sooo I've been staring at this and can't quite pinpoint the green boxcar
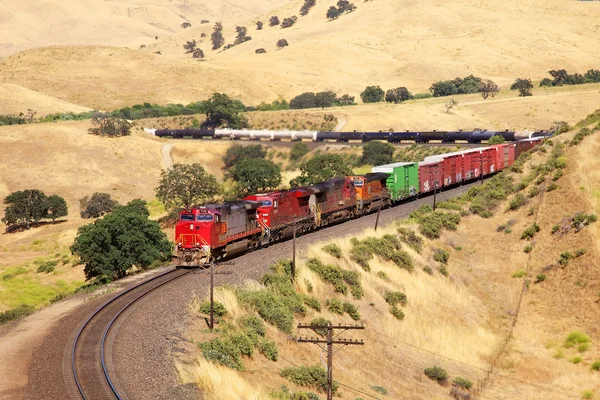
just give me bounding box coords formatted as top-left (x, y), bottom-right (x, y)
top-left (371, 162), bottom-right (419, 201)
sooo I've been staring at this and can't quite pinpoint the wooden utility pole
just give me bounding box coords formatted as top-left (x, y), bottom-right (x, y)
top-left (209, 260), bottom-right (214, 330)
top-left (374, 207), bottom-right (381, 231)
top-left (431, 165), bottom-right (439, 211)
top-left (297, 322), bottom-right (365, 400)
top-left (291, 223), bottom-right (296, 282)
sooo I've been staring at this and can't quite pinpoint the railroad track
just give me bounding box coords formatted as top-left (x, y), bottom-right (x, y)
top-left (70, 267), bottom-right (193, 399)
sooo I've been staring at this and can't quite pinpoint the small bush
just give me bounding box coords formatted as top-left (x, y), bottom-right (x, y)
top-left (258, 338), bottom-right (279, 361)
top-left (326, 298), bottom-right (344, 315)
top-left (371, 386), bottom-right (388, 395)
top-left (433, 249), bottom-right (449, 264)
top-left (199, 300), bottom-right (228, 317)
top-left (558, 252), bottom-right (573, 266)
top-left (578, 342), bottom-right (590, 353)
top-left (582, 390), bottom-right (594, 400)
top-left (440, 267), bottom-right (449, 277)
top-left (527, 186), bottom-right (539, 198)
top-left (376, 271), bottom-right (389, 281)
top-left (390, 306), bottom-right (405, 320)
top-left (37, 260), bottom-right (57, 273)
top-left (521, 223), bottom-right (540, 240)
top-left (551, 224), bottom-right (560, 234)
top-left (424, 366), bottom-right (448, 384)
top-left (0, 305), bottom-right (34, 324)
top-left (200, 337), bottom-right (245, 370)
top-left (552, 169), bottom-right (563, 181)
top-left (280, 365), bottom-right (337, 394)
top-left (343, 302), bottom-right (361, 320)
top-left (239, 315), bottom-right (266, 336)
top-left (303, 296), bottom-right (321, 311)
top-left (423, 265), bottom-right (434, 275)
top-left (322, 243), bottom-right (342, 258)
top-left (565, 331), bottom-right (590, 349)
top-left (452, 377), bottom-right (473, 389)
top-left (397, 227), bottom-right (423, 253)
top-left (591, 361), bottom-right (600, 371)
top-left (569, 356), bottom-right (583, 364)
top-left (384, 291), bottom-right (407, 306)
top-left (535, 274), bottom-right (546, 283)
top-left (547, 183), bottom-right (558, 192)
top-left (309, 317), bottom-right (331, 337)
top-left (575, 248), bottom-right (587, 257)
top-left (527, 207), bottom-right (536, 216)
top-left (508, 194), bottom-right (527, 211)
top-left (523, 245), bottom-right (533, 254)
top-left (512, 270), bottom-right (527, 278)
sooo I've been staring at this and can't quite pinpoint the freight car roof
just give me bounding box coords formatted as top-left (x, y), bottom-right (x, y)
top-left (371, 162), bottom-right (416, 173)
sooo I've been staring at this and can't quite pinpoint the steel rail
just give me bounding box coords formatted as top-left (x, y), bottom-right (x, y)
top-left (71, 267), bottom-right (193, 399)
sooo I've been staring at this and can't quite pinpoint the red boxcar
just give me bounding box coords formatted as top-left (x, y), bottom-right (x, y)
top-left (424, 153), bottom-right (463, 188)
top-left (490, 144), bottom-right (512, 171)
top-left (418, 160), bottom-right (443, 194)
top-left (460, 150), bottom-right (479, 181)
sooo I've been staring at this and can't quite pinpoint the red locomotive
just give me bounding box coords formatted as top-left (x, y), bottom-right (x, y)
top-left (175, 138), bottom-right (544, 265)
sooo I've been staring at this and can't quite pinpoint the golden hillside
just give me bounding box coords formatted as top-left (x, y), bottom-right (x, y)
top-left (0, 0), bottom-right (290, 58)
top-left (1, 0), bottom-right (599, 111)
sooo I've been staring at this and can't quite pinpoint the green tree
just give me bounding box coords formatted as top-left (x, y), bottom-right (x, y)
top-left (46, 195), bottom-right (68, 223)
top-left (361, 141), bottom-right (394, 165)
top-left (70, 200), bottom-right (171, 281)
top-left (360, 86), bottom-right (385, 103)
top-left (231, 158), bottom-right (282, 195)
top-left (156, 163), bottom-right (221, 210)
top-left (276, 39), bottom-right (289, 49)
top-left (211, 22), bottom-right (225, 50)
top-left (510, 78), bottom-right (533, 97)
top-left (429, 80), bottom-right (457, 97)
top-left (385, 87), bottom-right (412, 103)
top-left (290, 142), bottom-right (310, 161)
top-left (88, 111), bottom-right (132, 137)
top-left (223, 144), bottom-right (267, 169)
top-left (479, 79), bottom-right (499, 99)
top-left (326, 6), bottom-right (341, 19)
top-left (80, 193), bottom-right (119, 218)
top-left (1, 189), bottom-right (49, 228)
top-left (488, 135), bottom-right (506, 144)
top-left (315, 91), bottom-right (337, 109)
top-left (200, 93), bottom-right (248, 129)
top-left (290, 154), bottom-right (353, 186)
top-left (269, 16), bottom-right (280, 26)
top-left (290, 92), bottom-right (317, 109)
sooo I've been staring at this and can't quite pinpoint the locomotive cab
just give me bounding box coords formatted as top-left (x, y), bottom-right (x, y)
top-left (175, 208), bottom-right (220, 265)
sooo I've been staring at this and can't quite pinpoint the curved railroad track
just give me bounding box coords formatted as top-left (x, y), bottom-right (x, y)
top-left (70, 267), bottom-right (193, 400)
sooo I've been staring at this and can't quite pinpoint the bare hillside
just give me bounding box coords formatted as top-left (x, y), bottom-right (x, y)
top-left (0, 0), bottom-right (291, 58)
top-left (1, 0), bottom-right (599, 111)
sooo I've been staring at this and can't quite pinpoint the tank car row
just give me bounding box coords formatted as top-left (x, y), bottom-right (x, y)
top-left (148, 128), bottom-right (549, 143)
top-left (174, 137), bottom-right (543, 265)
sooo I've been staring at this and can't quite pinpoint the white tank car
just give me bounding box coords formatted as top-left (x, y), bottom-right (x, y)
top-left (215, 129), bottom-right (318, 141)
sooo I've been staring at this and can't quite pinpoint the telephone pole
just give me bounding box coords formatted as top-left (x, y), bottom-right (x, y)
top-left (297, 322), bottom-right (365, 400)
top-left (291, 223), bottom-right (296, 282)
top-left (374, 207), bottom-right (381, 231)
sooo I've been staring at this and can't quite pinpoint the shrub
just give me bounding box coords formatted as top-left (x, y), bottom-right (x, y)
top-left (551, 224), bottom-right (560, 234)
top-left (558, 252), bottom-right (573, 266)
top-left (512, 270), bottom-right (527, 278)
top-left (547, 183), bottom-right (558, 192)
top-left (290, 141), bottom-right (310, 161)
top-left (0, 305), bottom-right (34, 324)
top-left (523, 245), bottom-right (533, 254)
top-left (575, 248), bottom-right (587, 257)
top-left (309, 317), bottom-right (331, 337)
top-left (200, 337), bottom-right (245, 370)
top-left (535, 274), bottom-right (546, 283)
top-left (306, 258), bottom-right (362, 297)
top-left (569, 356), bottom-right (583, 364)
top-left (326, 298), bottom-right (344, 315)
top-left (582, 390), bottom-right (594, 400)
top-left (350, 236), bottom-right (413, 271)
top-left (303, 296), bottom-right (321, 311)
top-left (258, 338), bottom-right (279, 361)
top-left (564, 331), bottom-right (590, 349)
top-left (277, 39), bottom-right (289, 49)
top-left (199, 300), bottom-right (227, 317)
top-left (452, 377), bottom-right (473, 389)
top-left (255, 48), bottom-right (266, 54)
top-left (591, 361), bottom-right (600, 371)
top-left (508, 194), bottom-right (527, 211)
top-left (424, 366), bottom-right (448, 384)
top-left (384, 291), bottom-right (407, 306)
top-left (322, 243), bottom-right (342, 258)
top-left (371, 386), bottom-right (388, 395)
top-left (360, 86), bottom-right (385, 103)
top-left (527, 186), bottom-right (539, 198)
top-left (521, 222), bottom-right (540, 240)
top-left (280, 365), bottom-right (338, 394)
top-left (578, 342), bottom-right (590, 353)
top-left (376, 271), bottom-right (389, 281)
top-left (343, 302), bottom-right (360, 320)
top-left (440, 267), bottom-right (449, 277)
top-left (239, 315), bottom-right (265, 336)
top-left (390, 306), bottom-right (405, 320)
top-left (37, 260), bottom-right (57, 273)
top-left (433, 249), bottom-right (449, 264)
top-left (552, 169), bottom-right (563, 181)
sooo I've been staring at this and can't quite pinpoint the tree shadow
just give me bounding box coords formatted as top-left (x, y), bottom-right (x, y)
top-left (3, 219), bottom-right (68, 234)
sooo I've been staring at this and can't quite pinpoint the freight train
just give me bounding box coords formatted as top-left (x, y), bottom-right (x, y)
top-left (147, 128), bottom-right (549, 144)
top-left (174, 138), bottom-right (543, 265)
